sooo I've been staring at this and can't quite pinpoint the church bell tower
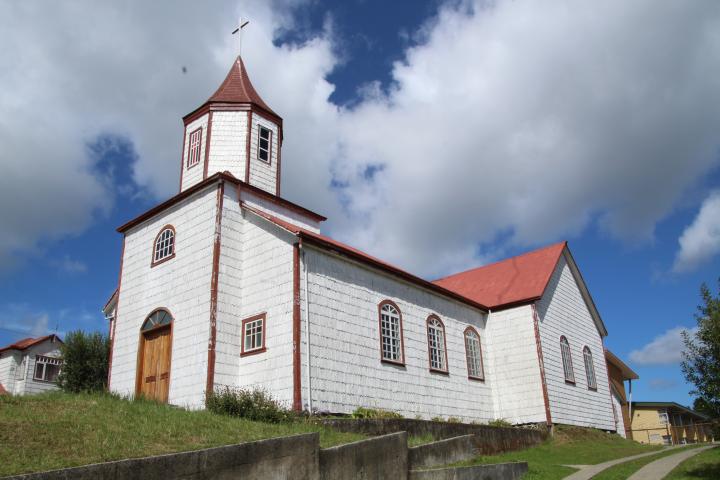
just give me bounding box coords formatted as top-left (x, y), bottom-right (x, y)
top-left (179, 55), bottom-right (283, 196)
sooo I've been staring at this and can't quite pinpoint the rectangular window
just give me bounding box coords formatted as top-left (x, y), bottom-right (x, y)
top-left (33, 355), bottom-right (62, 382)
top-left (241, 313), bottom-right (266, 356)
top-left (187, 127), bottom-right (202, 168)
top-left (659, 411), bottom-right (669, 425)
top-left (257, 126), bottom-right (272, 163)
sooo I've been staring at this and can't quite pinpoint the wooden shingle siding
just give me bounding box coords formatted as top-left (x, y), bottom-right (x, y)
top-left (110, 186), bottom-right (218, 409)
top-left (536, 255), bottom-right (615, 430)
top-left (247, 113), bottom-right (279, 194)
top-left (206, 111), bottom-right (249, 182)
top-left (485, 305), bottom-right (546, 424)
top-left (180, 114), bottom-right (209, 191)
top-left (303, 247), bottom-right (493, 422)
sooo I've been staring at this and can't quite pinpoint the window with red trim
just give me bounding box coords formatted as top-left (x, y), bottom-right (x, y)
top-left (427, 315), bottom-right (448, 372)
top-left (560, 336), bottom-right (575, 383)
top-left (241, 313), bottom-right (266, 356)
top-left (257, 126), bottom-right (272, 163)
top-left (152, 226), bottom-right (175, 265)
top-left (464, 327), bottom-right (484, 380)
top-left (583, 346), bottom-right (597, 390)
top-left (379, 301), bottom-right (404, 364)
top-left (187, 127), bottom-right (202, 168)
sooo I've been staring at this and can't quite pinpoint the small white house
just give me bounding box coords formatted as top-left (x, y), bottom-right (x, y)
top-left (0, 335), bottom-right (63, 395)
top-left (105, 55), bottom-right (618, 432)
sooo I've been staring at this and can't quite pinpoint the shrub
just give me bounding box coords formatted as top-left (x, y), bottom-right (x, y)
top-left (206, 386), bottom-right (294, 423)
top-left (488, 418), bottom-right (512, 427)
top-left (447, 416), bottom-right (462, 423)
top-left (430, 416), bottom-right (444, 422)
top-left (351, 407), bottom-right (403, 419)
top-left (57, 330), bottom-right (110, 393)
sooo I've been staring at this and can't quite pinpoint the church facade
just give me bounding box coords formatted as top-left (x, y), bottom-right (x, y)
top-left (105, 56), bottom-right (616, 431)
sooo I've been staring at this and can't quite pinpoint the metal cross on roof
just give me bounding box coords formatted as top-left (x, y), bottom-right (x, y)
top-left (232, 17), bottom-right (250, 56)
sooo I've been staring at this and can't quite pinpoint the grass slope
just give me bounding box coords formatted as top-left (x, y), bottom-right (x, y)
top-left (455, 425), bottom-right (662, 480)
top-left (665, 446), bottom-right (720, 480)
top-left (0, 392), bottom-right (364, 477)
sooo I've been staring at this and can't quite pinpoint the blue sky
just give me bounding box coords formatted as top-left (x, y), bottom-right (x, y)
top-left (1, 0), bottom-right (720, 408)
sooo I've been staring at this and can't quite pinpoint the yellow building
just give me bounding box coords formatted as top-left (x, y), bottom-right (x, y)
top-left (630, 401), bottom-right (714, 445)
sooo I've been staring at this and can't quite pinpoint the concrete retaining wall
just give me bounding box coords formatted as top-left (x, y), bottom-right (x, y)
top-left (320, 418), bottom-right (547, 454)
top-left (319, 432), bottom-right (408, 480)
top-left (3, 433), bottom-right (320, 480)
top-left (409, 435), bottom-right (477, 470)
top-left (409, 462), bottom-right (528, 480)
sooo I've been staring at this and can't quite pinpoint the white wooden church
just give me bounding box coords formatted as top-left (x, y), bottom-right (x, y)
top-left (104, 54), bottom-right (619, 432)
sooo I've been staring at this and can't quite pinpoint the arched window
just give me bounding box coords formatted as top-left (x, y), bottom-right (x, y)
top-left (464, 327), bottom-right (484, 380)
top-left (378, 300), bottom-right (404, 364)
top-left (141, 308), bottom-right (173, 331)
top-left (427, 315), bottom-right (448, 373)
top-left (560, 336), bottom-right (575, 383)
top-left (583, 346), bottom-right (597, 390)
top-left (152, 226), bottom-right (175, 265)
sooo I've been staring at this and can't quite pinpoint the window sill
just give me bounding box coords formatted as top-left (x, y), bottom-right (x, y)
top-left (32, 378), bottom-right (58, 384)
top-left (187, 162), bottom-right (200, 170)
top-left (151, 254), bottom-right (176, 268)
top-left (587, 386), bottom-right (597, 391)
top-left (429, 368), bottom-right (449, 375)
top-left (381, 358), bottom-right (406, 367)
top-left (565, 379), bottom-right (576, 385)
top-left (468, 375), bottom-right (485, 382)
top-left (241, 347), bottom-right (267, 358)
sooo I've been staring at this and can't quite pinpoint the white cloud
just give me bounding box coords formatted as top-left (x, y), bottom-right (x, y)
top-left (629, 326), bottom-right (696, 366)
top-left (0, 304), bottom-right (50, 338)
top-left (673, 191), bottom-right (720, 273)
top-left (2, 1), bottom-right (720, 277)
top-left (51, 255), bottom-right (88, 274)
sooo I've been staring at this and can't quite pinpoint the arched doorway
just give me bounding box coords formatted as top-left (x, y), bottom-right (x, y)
top-left (136, 308), bottom-right (173, 402)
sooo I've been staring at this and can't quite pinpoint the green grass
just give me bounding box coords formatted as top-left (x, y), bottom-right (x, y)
top-left (408, 433), bottom-right (435, 447)
top-left (592, 445), bottom-right (704, 480)
top-left (665, 446), bottom-right (720, 480)
top-left (454, 425), bottom-right (662, 480)
top-left (0, 391), bottom-right (365, 477)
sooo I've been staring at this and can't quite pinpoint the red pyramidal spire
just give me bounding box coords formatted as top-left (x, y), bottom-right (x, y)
top-left (207, 56), bottom-right (277, 117)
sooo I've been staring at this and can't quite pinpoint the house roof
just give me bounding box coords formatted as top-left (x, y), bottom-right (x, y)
top-left (0, 334), bottom-right (62, 354)
top-left (206, 56), bottom-right (277, 115)
top-left (433, 242), bottom-right (567, 309)
top-left (631, 402), bottom-right (710, 420)
top-left (103, 288), bottom-right (119, 315)
top-left (605, 349), bottom-right (639, 380)
top-left (241, 204), bottom-right (490, 312)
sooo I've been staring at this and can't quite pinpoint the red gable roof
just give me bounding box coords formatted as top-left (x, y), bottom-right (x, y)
top-left (207, 56), bottom-right (278, 117)
top-left (433, 242), bottom-right (567, 309)
top-left (0, 334), bottom-right (62, 354)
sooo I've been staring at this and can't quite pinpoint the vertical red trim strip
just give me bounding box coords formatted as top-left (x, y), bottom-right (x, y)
top-left (275, 133), bottom-right (282, 196)
top-left (107, 235), bottom-right (126, 390)
top-left (245, 111), bottom-right (252, 183)
top-left (206, 182), bottom-right (224, 399)
top-left (178, 127), bottom-right (187, 193)
top-left (292, 242), bottom-right (302, 411)
top-left (532, 303), bottom-right (553, 426)
top-left (203, 112), bottom-right (214, 180)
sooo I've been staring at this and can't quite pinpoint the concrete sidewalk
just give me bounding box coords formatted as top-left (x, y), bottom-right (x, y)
top-left (627, 445), bottom-right (713, 480)
top-left (563, 446), bottom-right (682, 480)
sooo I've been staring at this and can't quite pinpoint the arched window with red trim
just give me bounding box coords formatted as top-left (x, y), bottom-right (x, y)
top-left (378, 300), bottom-right (404, 364)
top-left (560, 335), bottom-right (575, 383)
top-left (464, 326), bottom-right (484, 380)
top-left (427, 315), bottom-right (448, 373)
top-left (152, 225), bottom-right (175, 266)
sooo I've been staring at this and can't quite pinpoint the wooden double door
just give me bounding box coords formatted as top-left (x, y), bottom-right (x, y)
top-left (137, 325), bottom-right (172, 402)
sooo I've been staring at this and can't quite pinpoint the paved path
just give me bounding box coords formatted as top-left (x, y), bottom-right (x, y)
top-left (563, 446), bottom-right (682, 480)
top-left (627, 445), bottom-right (713, 480)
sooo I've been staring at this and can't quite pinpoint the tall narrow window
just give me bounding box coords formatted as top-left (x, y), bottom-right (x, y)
top-left (379, 301), bottom-right (404, 364)
top-left (464, 326), bottom-right (484, 380)
top-left (152, 226), bottom-right (175, 265)
top-left (560, 336), bottom-right (575, 383)
top-left (241, 313), bottom-right (266, 356)
top-left (583, 346), bottom-right (597, 390)
top-left (187, 127), bottom-right (202, 168)
top-left (257, 126), bottom-right (272, 163)
top-left (427, 315), bottom-right (448, 373)
top-left (33, 355), bottom-right (62, 383)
